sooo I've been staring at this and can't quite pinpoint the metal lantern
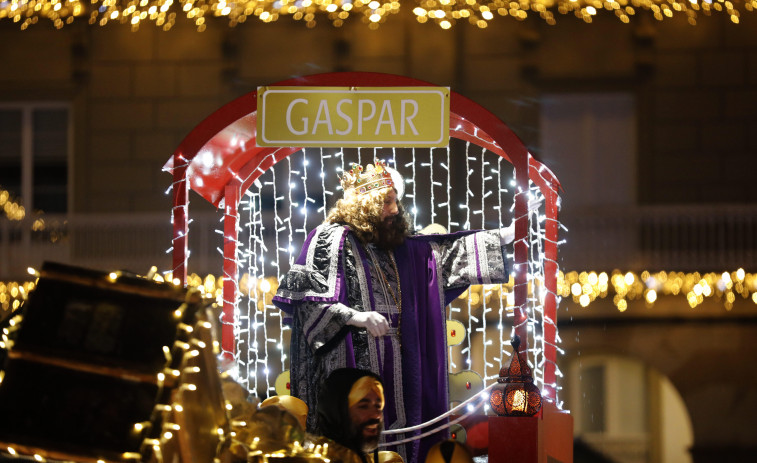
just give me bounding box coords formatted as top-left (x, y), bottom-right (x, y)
top-left (489, 335), bottom-right (542, 417)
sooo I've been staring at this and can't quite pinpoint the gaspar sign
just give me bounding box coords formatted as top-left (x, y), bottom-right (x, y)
top-left (256, 86), bottom-right (450, 148)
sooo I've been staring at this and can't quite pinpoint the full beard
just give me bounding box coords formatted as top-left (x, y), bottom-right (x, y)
top-left (350, 418), bottom-right (383, 453)
top-left (374, 214), bottom-right (408, 251)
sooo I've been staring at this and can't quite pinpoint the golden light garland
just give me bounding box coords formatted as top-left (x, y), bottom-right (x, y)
top-left (0, 187), bottom-right (25, 222)
top-left (0, 186), bottom-right (61, 241)
top-left (3, 267), bottom-right (755, 320)
top-left (0, 0), bottom-right (754, 31)
top-left (559, 268), bottom-right (757, 311)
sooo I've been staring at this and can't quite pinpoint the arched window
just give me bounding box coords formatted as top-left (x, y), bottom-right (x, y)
top-left (568, 354), bottom-right (693, 463)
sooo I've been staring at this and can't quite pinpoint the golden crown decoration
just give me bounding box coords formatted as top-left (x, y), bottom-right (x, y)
top-left (341, 160), bottom-right (395, 196)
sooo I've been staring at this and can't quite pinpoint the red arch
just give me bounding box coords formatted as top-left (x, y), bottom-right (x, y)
top-left (164, 72), bottom-right (559, 206)
top-left (164, 72), bottom-right (561, 401)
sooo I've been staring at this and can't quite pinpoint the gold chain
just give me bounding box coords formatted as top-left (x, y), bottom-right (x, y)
top-left (368, 249), bottom-right (402, 337)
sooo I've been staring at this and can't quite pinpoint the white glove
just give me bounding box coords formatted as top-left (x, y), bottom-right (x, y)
top-left (527, 196), bottom-right (544, 213)
top-left (347, 311), bottom-right (389, 337)
top-left (499, 223), bottom-right (515, 245)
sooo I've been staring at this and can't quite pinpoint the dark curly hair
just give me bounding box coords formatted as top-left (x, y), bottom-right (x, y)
top-left (325, 188), bottom-right (410, 250)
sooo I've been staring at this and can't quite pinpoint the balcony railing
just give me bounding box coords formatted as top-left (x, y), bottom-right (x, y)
top-left (2, 204), bottom-right (756, 280)
top-left (0, 212), bottom-right (224, 280)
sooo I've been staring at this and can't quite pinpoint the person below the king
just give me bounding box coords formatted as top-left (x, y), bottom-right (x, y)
top-left (315, 368), bottom-right (390, 463)
top-left (273, 160), bottom-right (515, 463)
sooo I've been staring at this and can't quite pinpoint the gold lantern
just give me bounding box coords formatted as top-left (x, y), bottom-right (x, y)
top-left (489, 335), bottom-right (542, 417)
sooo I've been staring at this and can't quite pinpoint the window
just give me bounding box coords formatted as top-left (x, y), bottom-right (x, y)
top-left (540, 93), bottom-right (636, 209)
top-left (0, 103), bottom-right (70, 215)
top-left (568, 355), bottom-right (697, 463)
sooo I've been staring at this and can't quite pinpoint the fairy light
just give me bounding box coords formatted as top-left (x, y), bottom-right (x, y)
top-left (254, 183), bottom-right (269, 395)
top-left (0, 186), bottom-right (25, 221)
top-left (255, 180), bottom-right (274, 394)
top-left (479, 148), bottom-right (495, 380)
top-left (463, 143), bottom-right (475, 368)
top-left (444, 143), bottom-right (459, 366)
top-left (2, 145), bottom-right (568, 412)
top-left (495, 156), bottom-right (509, 370)
top-left (409, 148), bottom-right (418, 230)
top-left (240, 191), bottom-right (255, 394)
top-left (0, 280), bottom-right (36, 314)
top-left (178, 323), bottom-right (194, 334)
top-left (520, 175), bottom-right (549, 396)
top-left (558, 269), bottom-right (757, 311)
top-left (318, 148), bottom-right (328, 219)
top-left (271, 161), bottom-right (288, 378)
top-left (428, 149), bottom-right (437, 224)
top-left (287, 155), bottom-right (296, 264)
top-left (5, 0), bottom-right (735, 32)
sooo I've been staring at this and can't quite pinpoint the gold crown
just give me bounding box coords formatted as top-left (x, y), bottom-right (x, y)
top-left (341, 160), bottom-right (395, 196)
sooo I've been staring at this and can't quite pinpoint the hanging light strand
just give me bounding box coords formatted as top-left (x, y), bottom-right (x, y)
top-left (2, 0), bottom-right (752, 31)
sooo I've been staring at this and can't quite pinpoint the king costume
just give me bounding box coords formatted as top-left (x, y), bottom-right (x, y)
top-left (273, 222), bottom-right (509, 463)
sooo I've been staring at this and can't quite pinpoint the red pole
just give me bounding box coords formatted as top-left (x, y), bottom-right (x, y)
top-left (222, 185), bottom-right (240, 361)
top-left (542, 188), bottom-right (560, 402)
top-left (172, 152), bottom-right (188, 286)
top-left (512, 153), bottom-right (529, 355)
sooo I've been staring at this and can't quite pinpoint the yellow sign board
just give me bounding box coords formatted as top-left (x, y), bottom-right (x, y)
top-left (256, 86), bottom-right (450, 148)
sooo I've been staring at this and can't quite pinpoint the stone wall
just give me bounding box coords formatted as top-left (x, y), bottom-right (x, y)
top-left (3, 11), bottom-right (755, 214)
top-left (560, 295), bottom-right (757, 462)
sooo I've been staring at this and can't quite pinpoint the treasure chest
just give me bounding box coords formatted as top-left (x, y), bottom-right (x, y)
top-left (0, 262), bottom-right (228, 463)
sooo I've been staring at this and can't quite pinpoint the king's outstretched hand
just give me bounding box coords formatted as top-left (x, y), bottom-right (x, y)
top-left (499, 196), bottom-right (544, 245)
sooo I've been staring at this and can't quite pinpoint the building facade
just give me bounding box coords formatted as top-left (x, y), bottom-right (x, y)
top-left (1, 9), bottom-right (756, 463)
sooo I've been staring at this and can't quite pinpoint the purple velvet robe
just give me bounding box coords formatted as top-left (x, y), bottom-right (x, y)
top-left (273, 223), bottom-right (508, 463)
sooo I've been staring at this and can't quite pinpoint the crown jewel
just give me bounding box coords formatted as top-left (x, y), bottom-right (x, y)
top-left (341, 160), bottom-right (395, 196)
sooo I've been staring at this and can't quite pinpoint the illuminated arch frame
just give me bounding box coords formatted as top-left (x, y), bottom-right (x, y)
top-left (163, 72), bottom-right (562, 402)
